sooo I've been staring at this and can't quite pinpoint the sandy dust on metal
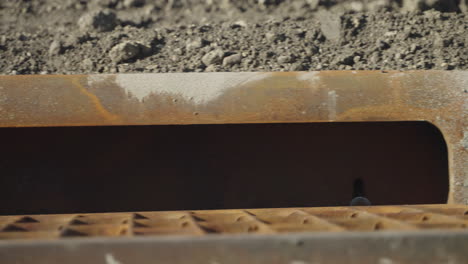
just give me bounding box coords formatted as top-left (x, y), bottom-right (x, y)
top-left (0, 204), bottom-right (467, 240)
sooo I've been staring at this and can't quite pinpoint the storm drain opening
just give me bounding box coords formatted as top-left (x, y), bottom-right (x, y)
top-left (0, 121), bottom-right (448, 215)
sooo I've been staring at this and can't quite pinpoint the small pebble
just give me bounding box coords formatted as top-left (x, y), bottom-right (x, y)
top-left (222, 54), bottom-right (242, 67)
top-left (202, 49), bottom-right (224, 66)
top-left (123, 0), bottom-right (146, 8)
top-left (78, 9), bottom-right (117, 32)
top-left (109, 41), bottom-right (150, 63)
top-left (277, 55), bottom-right (293, 64)
top-left (48, 40), bottom-right (63, 56)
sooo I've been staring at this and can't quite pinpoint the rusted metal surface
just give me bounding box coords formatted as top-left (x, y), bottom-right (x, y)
top-left (0, 204), bottom-right (467, 240)
top-left (0, 71), bottom-right (467, 205)
top-left (1, 206), bottom-right (468, 264)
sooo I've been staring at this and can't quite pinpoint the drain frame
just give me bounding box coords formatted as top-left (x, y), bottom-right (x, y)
top-left (0, 71), bottom-right (466, 204)
top-left (1, 230), bottom-right (468, 264)
top-left (0, 71), bottom-right (467, 263)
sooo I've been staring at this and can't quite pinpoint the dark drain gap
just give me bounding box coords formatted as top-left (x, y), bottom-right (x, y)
top-left (0, 121), bottom-right (449, 215)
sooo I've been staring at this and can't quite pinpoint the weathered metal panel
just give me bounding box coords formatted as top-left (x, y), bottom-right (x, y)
top-left (0, 72), bottom-right (467, 263)
top-left (1, 231), bottom-right (467, 264)
top-left (0, 71), bottom-right (466, 204)
top-left (0, 71), bottom-right (466, 127)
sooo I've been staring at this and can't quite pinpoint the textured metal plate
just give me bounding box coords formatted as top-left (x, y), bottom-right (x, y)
top-left (1, 204), bottom-right (467, 240)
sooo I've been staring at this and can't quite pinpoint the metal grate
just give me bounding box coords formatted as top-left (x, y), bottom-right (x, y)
top-left (1, 204), bottom-right (467, 240)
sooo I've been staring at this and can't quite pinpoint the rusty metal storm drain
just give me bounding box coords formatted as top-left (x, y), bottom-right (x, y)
top-left (0, 71), bottom-right (466, 204)
top-left (0, 205), bottom-right (468, 240)
top-left (0, 71), bottom-right (467, 263)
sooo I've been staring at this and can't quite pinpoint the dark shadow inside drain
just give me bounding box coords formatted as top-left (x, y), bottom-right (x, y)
top-left (0, 121), bottom-right (448, 215)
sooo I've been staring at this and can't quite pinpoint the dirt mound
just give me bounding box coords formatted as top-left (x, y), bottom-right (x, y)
top-left (0, 0), bottom-right (466, 74)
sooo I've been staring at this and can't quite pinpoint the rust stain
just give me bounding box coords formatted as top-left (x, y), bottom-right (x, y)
top-left (70, 77), bottom-right (121, 123)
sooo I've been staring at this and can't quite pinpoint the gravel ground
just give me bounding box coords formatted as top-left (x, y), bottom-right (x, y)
top-left (0, 0), bottom-right (467, 74)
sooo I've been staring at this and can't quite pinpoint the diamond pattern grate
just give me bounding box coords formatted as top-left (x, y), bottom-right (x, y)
top-left (0, 204), bottom-right (467, 240)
